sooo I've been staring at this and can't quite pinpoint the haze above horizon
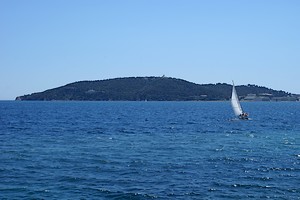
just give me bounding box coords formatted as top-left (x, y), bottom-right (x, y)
top-left (1, 0), bottom-right (299, 100)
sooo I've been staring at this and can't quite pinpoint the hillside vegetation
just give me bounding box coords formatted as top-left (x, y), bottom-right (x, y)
top-left (16, 77), bottom-right (291, 101)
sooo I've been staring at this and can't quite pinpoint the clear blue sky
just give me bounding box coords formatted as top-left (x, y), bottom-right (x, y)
top-left (1, 0), bottom-right (299, 100)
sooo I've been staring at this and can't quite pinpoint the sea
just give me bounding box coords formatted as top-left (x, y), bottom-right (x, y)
top-left (0, 101), bottom-right (299, 199)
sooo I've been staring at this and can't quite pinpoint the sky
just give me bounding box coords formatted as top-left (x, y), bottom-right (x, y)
top-left (1, 0), bottom-right (300, 100)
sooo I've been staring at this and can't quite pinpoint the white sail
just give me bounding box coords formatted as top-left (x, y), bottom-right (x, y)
top-left (231, 81), bottom-right (243, 116)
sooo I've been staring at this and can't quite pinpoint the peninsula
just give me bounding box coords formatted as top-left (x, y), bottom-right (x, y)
top-left (16, 77), bottom-right (297, 101)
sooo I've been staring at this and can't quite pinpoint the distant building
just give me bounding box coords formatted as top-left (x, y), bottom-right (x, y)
top-left (272, 96), bottom-right (298, 101)
top-left (243, 94), bottom-right (270, 101)
top-left (243, 94), bottom-right (257, 101)
top-left (259, 93), bottom-right (272, 97)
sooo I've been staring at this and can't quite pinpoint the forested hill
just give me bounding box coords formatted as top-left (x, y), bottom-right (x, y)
top-left (16, 77), bottom-right (292, 101)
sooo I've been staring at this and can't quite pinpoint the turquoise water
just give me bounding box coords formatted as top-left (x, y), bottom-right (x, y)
top-left (0, 101), bottom-right (299, 199)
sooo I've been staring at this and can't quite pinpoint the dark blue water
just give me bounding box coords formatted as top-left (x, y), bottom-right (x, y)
top-left (0, 101), bottom-right (299, 199)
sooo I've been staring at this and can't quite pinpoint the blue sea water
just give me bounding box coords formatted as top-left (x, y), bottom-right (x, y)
top-left (0, 101), bottom-right (299, 199)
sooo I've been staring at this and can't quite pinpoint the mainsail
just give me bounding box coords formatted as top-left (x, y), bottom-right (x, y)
top-left (231, 81), bottom-right (243, 117)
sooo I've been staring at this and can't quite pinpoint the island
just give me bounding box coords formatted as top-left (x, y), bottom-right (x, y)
top-left (16, 76), bottom-right (299, 101)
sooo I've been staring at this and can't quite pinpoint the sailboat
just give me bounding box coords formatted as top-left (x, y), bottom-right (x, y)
top-left (231, 81), bottom-right (249, 120)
